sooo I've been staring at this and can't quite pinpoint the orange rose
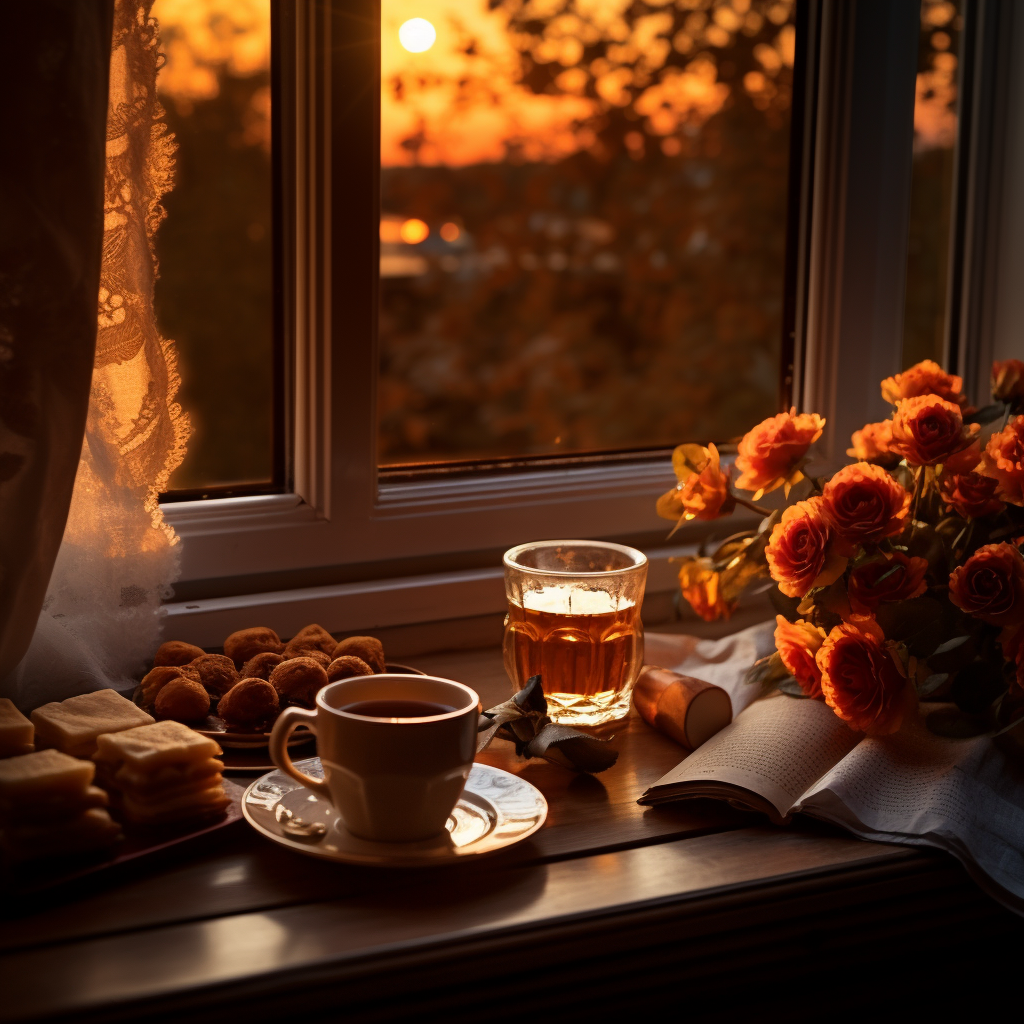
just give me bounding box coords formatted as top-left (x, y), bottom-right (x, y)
top-left (848, 552), bottom-right (928, 613)
top-left (817, 624), bottom-right (916, 735)
top-left (734, 408), bottom-right (825, 497)
top-left (821, 462), bottom-right (910, 550)
top-left (979, 415), bottom-right (1024, 506)
top-left (881, 359), bottom-right (966, 407)
top-left (939, 467), bottom-right (1003, 519)
top-left (678, 560), bottom-right (735, 622)
top-left (765, 497), bottom-right (848, 598)
top-left (847, 420), bottom-right (899, 467)
top-left (657, 444), bottom-right (732, 524)
top-left (948, 542), bottom-right (1024, 628)
top-left (889, 395), bottom-right (979, 466)
top-left (774, 616), bottom-right (827, 698)
top-left (992, 359), bottom-right (1024, 403)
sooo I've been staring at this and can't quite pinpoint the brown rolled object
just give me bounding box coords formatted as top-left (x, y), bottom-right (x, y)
top-left (633, 666), bottom-right (732, 751)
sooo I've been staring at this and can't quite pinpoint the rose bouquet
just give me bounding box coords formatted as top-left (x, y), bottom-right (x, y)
top-left (657, 358), bottom-right (1024, 738)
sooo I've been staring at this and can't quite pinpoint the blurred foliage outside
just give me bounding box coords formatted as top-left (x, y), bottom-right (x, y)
top-left (379, 0), bottom-right (797, 465)
top-left (902, 0), bottom-right (962, 371)
top-left (153, 0), bottom-right (274, 492)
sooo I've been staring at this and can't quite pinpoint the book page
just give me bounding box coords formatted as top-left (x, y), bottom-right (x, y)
top-left (798, 717), bottom-right (1024, 908)
top-left (644, 696), bottom-right (860, 819)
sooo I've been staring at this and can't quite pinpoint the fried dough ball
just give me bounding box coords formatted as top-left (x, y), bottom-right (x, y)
top-left (285, 647), bottom-right (330, 668)
top-left (240, 651), bottom-right (284, 681)
top-left (223, 627), bottom-right (283, 666)
top-left (331, 636), bottom-right (385, 674)
top-left (282, 623), bottom-right (336, 659)
top-left (189, 653), bottom-right (239, 698)
top-left (218, 678), bottom-right (280, 729)
top-left (153, 641), bottom-right (206, 667)
top-left (326, 655), bottom-right (375, 683)
top-left (140, 665), bottom-right (201, 708)
top-left (269, 657), bottom-right (329, 708)
top-left (154, 678), bottom-right (211, 723)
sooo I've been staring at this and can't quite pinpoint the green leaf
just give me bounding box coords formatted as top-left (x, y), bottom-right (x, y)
top-left (917, 672), bottom-right (950, 698)
top-left (745, 651), bottom-right (791, 696)
top-left (926, 708), bottom-right (989, 739)
top-left (777, 676), bottom-right (810, 698)
top-left (926, 635), bottom-right (976, 674)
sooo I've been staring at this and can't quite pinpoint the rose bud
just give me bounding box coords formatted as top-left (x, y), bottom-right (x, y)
top-left (774, 616), bottom-right (827, 698)
top-left (817, 623), bottom-right (917, 735)
top-left (980, 415), bottom-right (1024, 506)
top-left (734, 409), bottom-right (825, 497)
top-left (948, 542), bottom-right (1024, 628)
top-left (889, 395), bottom-right (979, 466)
top-left (848, 552), bottom-right (928, 614)
top-left (881, 359), bottom-right (966, 407)
top-left (847, 420), bottom-right (899, 467)
top-left (677, 559), bottom-right (735, 622)
top-left (992, 359), bottom-right (1024, 404)
top-left (766, 496), bottom-right (848, 598)
top-left (677, 443), bottom-right (732, 521)
top-left (939, 467), bottom-right (1003, 520)
top-left (821, 462), bottom-right (910, 551)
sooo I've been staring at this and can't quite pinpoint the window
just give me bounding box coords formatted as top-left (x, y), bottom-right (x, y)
top-left (154, 0), bottom-right (281, 497)
top-left (378, 0), bottom-right (797, 468)
top-left (902, 0), bottom-right (962, 371)
top-left (163, 0), bottom-right (998, 645)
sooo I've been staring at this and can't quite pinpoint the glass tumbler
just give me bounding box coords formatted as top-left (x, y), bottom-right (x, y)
top-left (502, 540), bottom-right (647, 727)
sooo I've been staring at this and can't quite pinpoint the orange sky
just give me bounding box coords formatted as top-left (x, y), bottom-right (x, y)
top-left (152, 0), bottom-right (953, 166)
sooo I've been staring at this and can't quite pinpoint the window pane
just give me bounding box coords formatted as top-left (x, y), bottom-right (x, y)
top-left (902, 0), bottom-right (962, 369)
top-left (154, 0), bottom-right (276, 492)
top-left (379, 0), bottom-right (795, 466)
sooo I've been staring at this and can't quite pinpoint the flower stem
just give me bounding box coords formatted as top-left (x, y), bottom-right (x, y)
top-left (733, 494), bottom-right (773, 516)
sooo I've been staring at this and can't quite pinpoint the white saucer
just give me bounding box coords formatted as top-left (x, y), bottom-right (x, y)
top-left (241, 758), bottom-right (548, 866)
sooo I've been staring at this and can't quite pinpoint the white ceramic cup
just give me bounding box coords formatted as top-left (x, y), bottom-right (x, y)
top-left (268, 674), bottom-right (481, 842)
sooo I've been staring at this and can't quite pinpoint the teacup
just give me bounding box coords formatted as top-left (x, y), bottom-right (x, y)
top-left (268, 674), bottom-right (480, 842)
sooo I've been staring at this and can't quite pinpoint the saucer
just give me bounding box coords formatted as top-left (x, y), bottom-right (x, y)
top-left (241, 758), bottom-right (547, 866)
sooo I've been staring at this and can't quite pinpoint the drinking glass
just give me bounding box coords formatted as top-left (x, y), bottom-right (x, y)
top-left (502, 540), bottom-right (647, 726)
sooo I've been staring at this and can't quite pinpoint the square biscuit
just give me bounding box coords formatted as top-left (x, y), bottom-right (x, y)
top-left (32, 690), bottom-right (154, 758)
top-left (0, 749), bottom-right (95, 803)
top-left (0, 698), bottom-right (33, 758)
top-left (94, 720), bottom-right (222, 771)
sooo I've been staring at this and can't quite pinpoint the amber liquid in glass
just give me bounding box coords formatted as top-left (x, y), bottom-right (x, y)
top-left (504, 587), bottom-right (641, 724)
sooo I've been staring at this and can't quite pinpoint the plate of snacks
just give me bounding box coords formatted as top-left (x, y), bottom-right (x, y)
top-left (1, 693), bottom-right (243, 891)
top-left (132, 624), bottom-right (424, 750)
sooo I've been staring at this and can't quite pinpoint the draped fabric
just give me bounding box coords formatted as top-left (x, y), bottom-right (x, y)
top-left (1, 0), bottom-right (189, 708)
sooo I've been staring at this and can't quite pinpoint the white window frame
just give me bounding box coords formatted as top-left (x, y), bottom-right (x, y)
top-left (162, 0), bottom-right (949, 645)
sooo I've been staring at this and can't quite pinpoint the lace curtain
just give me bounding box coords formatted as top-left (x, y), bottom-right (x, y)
top-left (1, 0), bottom-right (188, 707)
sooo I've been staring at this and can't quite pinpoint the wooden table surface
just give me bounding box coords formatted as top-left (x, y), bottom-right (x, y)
top-left (4, 646), bottom-right (1023, 1023)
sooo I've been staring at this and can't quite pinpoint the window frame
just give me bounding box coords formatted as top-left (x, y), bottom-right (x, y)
top-left (161, 0), bottom-right (944, 644)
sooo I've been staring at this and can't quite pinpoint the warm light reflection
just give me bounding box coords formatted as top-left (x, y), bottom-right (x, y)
top-left (440, 222), bottom-right (460, 242)
top-left (399, 218), bottom-right (430, 244)
top-left (381, 0), bottom-right (795, 168)
top-left (399, 17), bottom-right (437, 52)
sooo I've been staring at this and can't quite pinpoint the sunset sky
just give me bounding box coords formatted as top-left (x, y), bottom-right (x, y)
top-left (152, 0), bottom-right (956, 167)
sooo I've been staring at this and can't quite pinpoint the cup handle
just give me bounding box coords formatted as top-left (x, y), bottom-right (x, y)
top-left (269, 706), bottom-right (332, 802)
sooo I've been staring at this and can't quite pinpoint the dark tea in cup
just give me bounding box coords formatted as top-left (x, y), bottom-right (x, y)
top-left (340, 699), bottom-right (457, 719)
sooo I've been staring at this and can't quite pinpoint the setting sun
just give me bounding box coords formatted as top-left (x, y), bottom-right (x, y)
top-left (398, 17), bottom-right (436, 53)
top-left (399, 218), bottom-right (429, 243)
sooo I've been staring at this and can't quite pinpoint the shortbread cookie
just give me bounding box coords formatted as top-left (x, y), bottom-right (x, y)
top-left (32, 690), bottom-right (154, 758)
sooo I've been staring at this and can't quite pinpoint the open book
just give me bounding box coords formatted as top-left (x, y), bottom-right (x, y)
top-left (638, 658), bottom-right (1024, 914)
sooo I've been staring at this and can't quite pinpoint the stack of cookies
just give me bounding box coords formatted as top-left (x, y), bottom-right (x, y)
top-left (93, 720), bottom-right (229, 825)
top-left (0, 749), bottom-right (121, 862)
top-left (32, 689), bottom-right (154, 759)
top-left (0, 699), bottom-right (34, 758)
